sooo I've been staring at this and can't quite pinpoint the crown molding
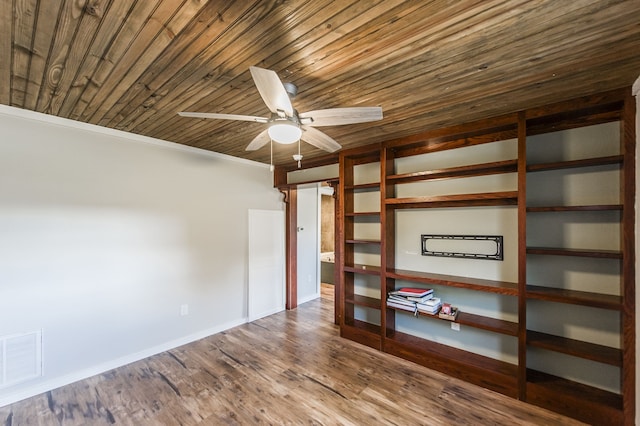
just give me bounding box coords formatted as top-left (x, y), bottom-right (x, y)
top-left (0, 105), bottom-right (269, 169)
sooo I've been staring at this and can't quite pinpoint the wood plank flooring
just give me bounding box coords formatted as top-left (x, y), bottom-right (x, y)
top-left (0, 293), bottom-right (583, 425)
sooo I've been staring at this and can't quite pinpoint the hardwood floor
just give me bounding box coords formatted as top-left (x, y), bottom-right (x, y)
top-left (0, 295), bottom-right (582, 425)
top-left (320, 282), bottom-right (334, 301)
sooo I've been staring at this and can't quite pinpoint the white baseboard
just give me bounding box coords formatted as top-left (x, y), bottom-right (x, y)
top-left (297, 293), bottom-right (320, 305)
top-left (248, 305), bottom-right (285, 322)
top-left (0, 317), bottom-right (248, 408)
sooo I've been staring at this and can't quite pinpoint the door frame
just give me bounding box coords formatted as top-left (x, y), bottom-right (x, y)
top-left (280, 180), bottom-right (341, 324)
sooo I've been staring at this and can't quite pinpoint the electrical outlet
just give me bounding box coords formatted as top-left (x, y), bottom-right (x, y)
top-left (180, 304), bottom-right (189, 316)
top-left (451, 322), bottom-right (460, 331)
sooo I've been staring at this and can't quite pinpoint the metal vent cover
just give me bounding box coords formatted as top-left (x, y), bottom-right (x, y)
top-left (0, 331), bottom-right (42, 387)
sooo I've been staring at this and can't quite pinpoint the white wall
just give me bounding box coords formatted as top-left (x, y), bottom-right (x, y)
top-left (0, 106), bottom-right (283, 406)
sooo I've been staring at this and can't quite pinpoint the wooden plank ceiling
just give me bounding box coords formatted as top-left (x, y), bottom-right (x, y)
top-left (2, 0), bottom-right (640, 166)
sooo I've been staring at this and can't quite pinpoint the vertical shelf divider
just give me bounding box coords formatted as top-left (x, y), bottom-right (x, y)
top-left (517, 111), bottom-right (527, 401)
top-left (620, 89), bottom-right (636, 426)
top-left (381, 146), bottom-right (396, 347)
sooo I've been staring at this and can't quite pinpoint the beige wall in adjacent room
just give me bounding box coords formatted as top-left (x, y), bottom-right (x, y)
top-left (320, 194), bottom-right (335, 253)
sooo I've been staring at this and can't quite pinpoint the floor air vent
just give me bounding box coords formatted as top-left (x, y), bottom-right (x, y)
top-left (1, 331), bottom-right (42, 387)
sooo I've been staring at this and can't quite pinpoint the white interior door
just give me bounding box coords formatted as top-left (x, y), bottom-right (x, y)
top-left (248, 209), bottom-right (285, 321)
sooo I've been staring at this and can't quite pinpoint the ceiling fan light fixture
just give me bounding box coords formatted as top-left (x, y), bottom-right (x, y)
top-left (180, 67), bottom-right (379, 154)
top-left (268, 122), bottom-right (302, 144)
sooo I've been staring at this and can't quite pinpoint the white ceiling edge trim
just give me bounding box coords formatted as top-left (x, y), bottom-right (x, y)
top-left (0, 104), bottom-right (270, 169)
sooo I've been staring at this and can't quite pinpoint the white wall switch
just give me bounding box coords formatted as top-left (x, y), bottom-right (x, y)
top-left (180, 304), bottom-right (189, 316)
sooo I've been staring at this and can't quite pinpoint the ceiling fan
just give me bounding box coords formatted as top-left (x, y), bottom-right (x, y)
top-left (178, 66), bottom-right (383, 158)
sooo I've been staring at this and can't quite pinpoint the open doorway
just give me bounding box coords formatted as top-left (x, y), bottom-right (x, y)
top-left (282, 180), bottom-right (339, 323)
top-left (297, 183), bottom-right (335, 306)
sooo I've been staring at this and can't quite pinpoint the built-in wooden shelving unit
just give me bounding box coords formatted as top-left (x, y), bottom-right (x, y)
top-left (338, 88), bottom-right (635, 425)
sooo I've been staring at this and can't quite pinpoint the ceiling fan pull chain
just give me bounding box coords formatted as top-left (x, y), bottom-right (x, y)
top-left (269, 139), bottom-right (274, 172)
top-left (293, 139), bottom-right (303, 168)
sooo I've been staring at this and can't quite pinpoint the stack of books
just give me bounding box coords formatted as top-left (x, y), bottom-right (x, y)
top-left (416, 297), bottom-right (442, 315)
top-left (386, 287), bottom-right (458, 320)
top-left (386, 287), bottom-right (435, 315)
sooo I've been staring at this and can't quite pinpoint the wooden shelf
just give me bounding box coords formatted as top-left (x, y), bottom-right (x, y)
top-left (526, 247), bottom-right (622, 259)
top-left (345, 294), bottom-right (381, 309)
top-left (456, 311), bottom-right (518, 336)
top-left (340, 320), bottom-right (381, 350)
top-left (526, 204), bottom-right (622, 212)
top-left (526, 285), bottom-right (622, 310)
top-left (527, 330), bottom-right (621, 366)
top-left (526, 155), bottom-right (623, 173)
top-left (526, 369), bottom-right (622, 425)
top-left (345, 239), bottom-right (381, 245)
top-left (343, 264), bottom-right (381, 275)
top-left (389, 306), bottom-right (518, 336)
top-left (345, 211), bottom-right (380, 217)
top-left (342, 318), bottom-right (381, 333)
top-left (385, 304), bottom-right (417, 315)
top-left (385, 331), bottom-right (518, 398)
top-left (386, 268), bottom-right (518, 295)
top-left (386, 159), bottom-right (517, 184)
top-left (344, 182), bottom-right (380, 191)
top-left (386, 191), bottom-right (518, 209)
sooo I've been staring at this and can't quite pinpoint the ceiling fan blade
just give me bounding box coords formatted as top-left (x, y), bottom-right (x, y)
top-left (246, 129), bottom-right (271, 151)
top-left (299, 107), bottom-right (382, 127)
top-left (301, 126), bottom-right (342, 153)
top-left (178, 111), bottom-right (269, 123)
top-left (249, 66), bottom-right (294, 117)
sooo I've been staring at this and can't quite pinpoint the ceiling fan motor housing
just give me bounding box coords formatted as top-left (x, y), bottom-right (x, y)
top-left (283, 82), bottom-right (298, 98)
